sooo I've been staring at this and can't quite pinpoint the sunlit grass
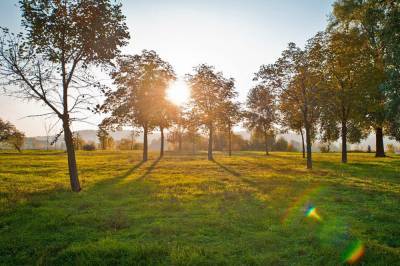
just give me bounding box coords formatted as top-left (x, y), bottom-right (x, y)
top-left (0, 150), bottom-right (399, 265)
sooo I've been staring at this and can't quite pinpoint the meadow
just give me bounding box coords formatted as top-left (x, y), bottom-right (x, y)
top-left (0, 150), bottom-right (399, 265)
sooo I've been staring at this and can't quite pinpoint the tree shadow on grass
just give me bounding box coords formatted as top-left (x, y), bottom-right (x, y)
top-left (211, 159), bottom-right (241, 177)
top-left (95, 160), bottom-right (146, 186)
top-left (136, 157), bottom-right (161, 181)
top-left (315, 159), bottom-right (400, 181)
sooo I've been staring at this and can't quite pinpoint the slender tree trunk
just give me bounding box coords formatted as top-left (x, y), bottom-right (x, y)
top-left (305, 124), bottom-right (312, 169)
top-left (264, 132), bottom-right (269, 156)
top-left (63, 122), bottom-right (81, 192)
top-left (341, 120), bottom-right (347, 163)
top-left (160, 126), bottom-right (164, 158)
top-left (143, 124), bottom-right (148, 162)
top-left (178, 132), bottom-right (182, 152)
top-left (131, 133), bottom-right (134, 150)
top-left (192, 135), bottom-right (196, 155)
top-left (375, 127), bottom-right (385, 157)
top-left (208, 123), bottom-right (213, 160)
top-left (228, 126), bottom-right (232, 156)
top-left (300, 128), bottom-right (305, 158)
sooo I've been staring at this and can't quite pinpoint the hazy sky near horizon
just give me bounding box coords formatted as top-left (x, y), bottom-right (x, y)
top-left (0, 0), bottom-right (334, 136)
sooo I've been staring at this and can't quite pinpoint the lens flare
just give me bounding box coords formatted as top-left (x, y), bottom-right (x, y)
top-left (342, 240), bottom-right (365, 264)
top-left (281, 186), bottom-right (323, 224)
top-left (306, 206), bottom-right (322, 221)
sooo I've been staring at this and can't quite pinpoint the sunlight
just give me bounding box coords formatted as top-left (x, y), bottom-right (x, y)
top-left (167, 79), bottom-right (190, 106)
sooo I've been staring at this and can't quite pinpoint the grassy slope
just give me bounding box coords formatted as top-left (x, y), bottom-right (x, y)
top-left (0, 150), bottom-right (399, 265)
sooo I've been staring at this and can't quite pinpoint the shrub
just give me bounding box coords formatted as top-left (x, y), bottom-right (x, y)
top-left (82, 143), bottom-right (96, 151)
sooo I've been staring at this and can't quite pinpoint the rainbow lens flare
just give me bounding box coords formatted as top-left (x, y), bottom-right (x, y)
top-left (342, 240), bottom-right (365, 264)
top-left (306, 206), bottom-right (322, 221)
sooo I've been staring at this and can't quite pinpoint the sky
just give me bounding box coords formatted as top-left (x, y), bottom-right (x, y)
top-left (0, 0), bottom-right (334, 136)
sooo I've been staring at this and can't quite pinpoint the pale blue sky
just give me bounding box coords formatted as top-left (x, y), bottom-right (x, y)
top-left (0, 0), bottom-right (334, 136)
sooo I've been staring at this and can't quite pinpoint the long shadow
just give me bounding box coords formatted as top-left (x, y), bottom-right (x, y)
top-left (211, 159), bottom-right (241, 177)
top-left (136, 157), bottom-right (161, 181)
top-left (211, 158), bottom-right (314, 194)
top-left (88, 160), bottom-right (146, 190)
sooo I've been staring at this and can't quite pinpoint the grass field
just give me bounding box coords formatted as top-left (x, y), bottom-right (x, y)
top-left (0, 150), bottom-right (399, 265)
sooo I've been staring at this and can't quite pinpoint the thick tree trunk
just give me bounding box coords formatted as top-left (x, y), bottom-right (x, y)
top-left (300, 128), bottom-right (305, 158)
top-left (143, 124), bottom-right (148, 162)
top-left (375, 127), bottom-right (385, 157)
top-left (341, 120), bottom-right (347, 163)
top-left (228, 127), bottom-right (232, 156)
top-left (305, 124), bottom-right (312, 169)
top-left (63, 122), bottom-right (81, 192)
top-left (160, 126), bottom-right (164, 158)
top-left (264, 132), bottom-right (269, 156)
top-left (14, 144), bottom-right (21, 153)
top-left (208, 124), bottom-right (213, 160)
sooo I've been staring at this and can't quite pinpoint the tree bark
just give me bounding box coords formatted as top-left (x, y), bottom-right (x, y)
top-left (208, 123), bottom-right (213, 160)
top-left (143, 124), bottom-right (148, 162)
top-left (160, 126), bottom-right (164, 158)
top-left (228, 126), bottom-right (232, 156)
top-left (14, 144), bottom-right (21, 153)
top-left (63, 122), bottom-right (81, 192)
top-left (300, 128), bottom-right (305, 158)
top-left (264, 132), bottom-right (269, 156)
top-left (341, 120), bottom-right (347, 163)
top-left (375, 127), bottom-right (385, 157)
top-left (305, 124), bottom-right (312, 169)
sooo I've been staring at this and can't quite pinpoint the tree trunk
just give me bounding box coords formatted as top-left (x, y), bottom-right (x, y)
top-left (228, 127), bottom-right (232, 156)
top-left (131, 133), bottom-right (135, 150)
top-left (300, 128), bottom-right (305, 158)
top-left (341, 120), bottom-right (347, 163)
top-left (208, 124), bottom-right (213, 160)
top-left (178, 132), bottom-right (182, 152)
top-left (305, 124), bottom-right (312, 169)
top-left (14, 144), bottom-right (21, 153)
top-left (63, 122), bottom-right (81, 192)
top-left (160, 126), bottom-right (164, 158)
top-left (264, 132), bottom-right (269, 156)
top-left (375, 127), bottom-right (385, 157)
top-left (192, 135), bottom-right (196, 155)
top-left (143, 124), bottom-right (148, 162)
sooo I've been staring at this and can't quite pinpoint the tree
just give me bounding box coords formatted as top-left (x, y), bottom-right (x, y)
top-left (100, 50), bottom-right (176, 161)
top-left (186, 64), bottom-right (236, 160)
top-left (248, 130), bottom-right (275, 152)
top-left (0, 0), bottom-right (129, 192)
top-left (380, 2), bottom-right (400, 142)
top-left (183, 107), bottom-right (200, 154)
top-left (97, 127), bottom-right (114, 150)
top-left (154, 100), bottom-right (179, 157)
top-left (218, 101), bottom-right (241, 156)
top-left (0, 118), bottom-right (25, 152)
top-left (279, 88), bottom-right (306, 158)
top-left (274, 37), bottom-right (323, 169)
top-left (273, 137), bottom-right (289, 151)
top-left (117, 138), bottom-right (135, 150)
top-left (244, 84), bottom-right (277, 156)
top-left (73, 132), bottom-right (84, 150)
top-left (331, 0), bottom-right (390, 157)
top-left (320, 29), bottom-right (373, 163)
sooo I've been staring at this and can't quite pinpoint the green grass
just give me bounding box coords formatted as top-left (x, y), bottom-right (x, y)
top-left (0, 150), bottom-right (399, 265)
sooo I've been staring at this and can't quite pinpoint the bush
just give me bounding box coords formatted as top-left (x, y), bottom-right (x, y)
top-left (82, 143), bottom-right (96, 151)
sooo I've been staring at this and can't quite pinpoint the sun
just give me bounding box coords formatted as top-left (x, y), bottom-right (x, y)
top-left (167, 79), bottom-right (190, 106)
